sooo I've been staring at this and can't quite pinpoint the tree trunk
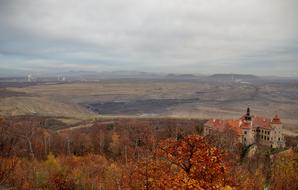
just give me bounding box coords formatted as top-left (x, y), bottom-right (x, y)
top-left (26, 137), bottom-right (34, 159)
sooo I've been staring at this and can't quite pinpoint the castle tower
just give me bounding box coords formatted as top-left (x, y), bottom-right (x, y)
top-left (244, 106), bottom-right (252, 121)
top-left (270, 115), bottom-right (285, 148)
top-left (241, 107), bottom-right (254, 146)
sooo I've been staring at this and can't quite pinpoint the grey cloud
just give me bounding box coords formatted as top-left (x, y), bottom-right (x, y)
top-left (0, 0), bottom-right (297, 76)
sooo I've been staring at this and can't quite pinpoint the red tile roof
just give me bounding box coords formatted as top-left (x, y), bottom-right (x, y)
top-left (238, 116), bottom-right (271, 129)
top-left (205, 113), bottom-right (282, 134)
top-left (271, 115), bottom-right (281, 124)
top-left (205, 119), bottom-right (242, 135)
top-left (241, 122), bottom-right (251, 129)
top-left (251, 116), bottom-right (271, 129)
top-left (226, 120), bottom-right (242, 134)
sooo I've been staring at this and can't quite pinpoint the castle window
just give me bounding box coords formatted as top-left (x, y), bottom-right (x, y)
top-left (267, 137), bottom-right (269, 141)
top-left (244, 137), bottom-right (246, 141)
top-left (278, 137), bottom-right (280, 141)
top-left (244, 131), bottom-right (247, 135)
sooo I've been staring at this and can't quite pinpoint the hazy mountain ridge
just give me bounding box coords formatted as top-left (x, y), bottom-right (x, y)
top-left (2, 70), bottom-right (296, 81)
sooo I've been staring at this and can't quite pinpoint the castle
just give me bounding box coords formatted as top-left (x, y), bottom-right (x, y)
top-left (203, 107), bottom-right (285, 148)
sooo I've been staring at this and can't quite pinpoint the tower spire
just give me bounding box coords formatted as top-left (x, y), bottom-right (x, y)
top-left (245, 106), bottom-right (252, 121)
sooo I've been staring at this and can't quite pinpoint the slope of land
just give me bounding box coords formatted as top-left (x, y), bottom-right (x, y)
top-left (0, 76), bottom-right (298, 133)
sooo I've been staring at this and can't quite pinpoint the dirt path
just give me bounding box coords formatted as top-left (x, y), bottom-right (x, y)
top-left (57, 121), bottom-right (115, 132)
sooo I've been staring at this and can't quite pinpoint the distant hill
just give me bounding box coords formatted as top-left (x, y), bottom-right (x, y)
top-left (209, 74), bottom-right (259, 81)
top-left (167, 74), bottom-right (195, 77)
top-left (166, 74), bottom-right (203, 80)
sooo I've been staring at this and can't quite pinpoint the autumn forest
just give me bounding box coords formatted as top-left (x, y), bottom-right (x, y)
top-left (0, 116), bottom-right (297, 190)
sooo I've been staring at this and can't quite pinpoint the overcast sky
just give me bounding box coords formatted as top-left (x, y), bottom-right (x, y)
top-left (0, 0), bottom-right (297, 76)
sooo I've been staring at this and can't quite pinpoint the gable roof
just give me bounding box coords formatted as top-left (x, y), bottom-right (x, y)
top-left (271, 114), bottom-right (282, 124)
top-left (205, 113), bottom-right (282, 134)
top-left (205, 118), bottom-right (242, 135)
top-left (251, 116), bottom-right (271, 129)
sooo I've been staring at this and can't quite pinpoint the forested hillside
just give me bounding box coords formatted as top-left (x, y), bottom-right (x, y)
top-left (0, 116), bottom-right (297, 189)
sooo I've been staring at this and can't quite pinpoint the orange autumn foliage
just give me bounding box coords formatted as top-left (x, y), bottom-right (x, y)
top-left (1, 116), bottom-right (296, 190)
top-left (126, 135), bottom-right (231, 190)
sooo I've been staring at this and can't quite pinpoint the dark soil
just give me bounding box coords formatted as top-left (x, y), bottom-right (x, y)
top-left (86, 98), bottom-right (200, 115)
